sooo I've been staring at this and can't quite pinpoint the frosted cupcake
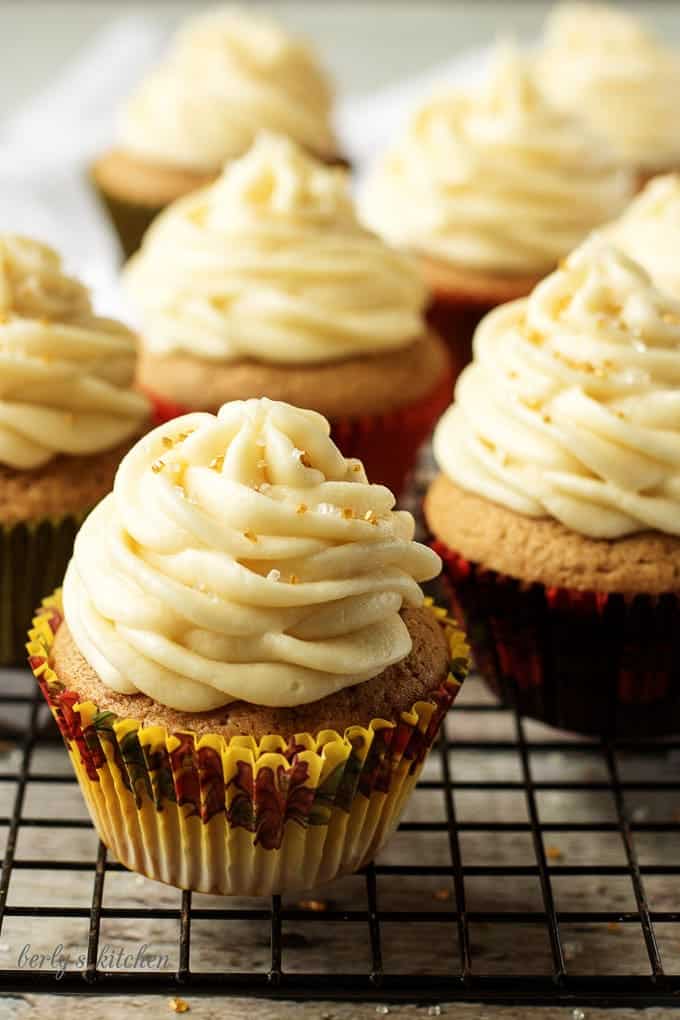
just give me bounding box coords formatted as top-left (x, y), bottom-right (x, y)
top-left (425, 240), bottom-right (680, 737)
top-left (599, 174), bottom-right (680, 298)
top-left (29, 397), bottom-right (468, 895)
top-left (536, 3), bottom-right (680, 189)
top-left (126, 133), bottom-right (452, 495)
top-left (91, 6), bottom-right (344, 257)
top-left (0, 236), bottom-right (150, 666)
top-left (360, 48), bottom-right (633, 379)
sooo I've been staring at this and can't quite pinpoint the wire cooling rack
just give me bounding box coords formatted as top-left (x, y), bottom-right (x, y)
top-left (0, 674), bottom-right (678, 1008)
top-left (0, 449), bottom-right (679, 1008)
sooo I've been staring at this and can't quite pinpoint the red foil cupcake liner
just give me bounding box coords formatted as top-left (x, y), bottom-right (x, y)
top-left (431, 538), bottom-right (680, 737)
top-left (426, 298), bottom-right (490, 385)
top-left (146, 369), bottom-right (453, 497)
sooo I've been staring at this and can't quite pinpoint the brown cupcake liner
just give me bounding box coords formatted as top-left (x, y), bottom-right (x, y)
top-left (1, 514), bottom-right (86, 667)
top-left (146, 367), bottom-right (454, 497)
top-left (28, 593), bottom-right (468, 896)
top-left (432, 538), bottom-right (680, 738)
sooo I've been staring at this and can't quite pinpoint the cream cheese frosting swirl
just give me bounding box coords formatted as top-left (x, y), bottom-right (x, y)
top-left (359, 48), bottom-right (633, 276)
top-left (124, 134), bottom-right (427, 364)
top-left (0, 236), bottom-right (149, 471)
top-left (434, 241), bottom-right (680, 539)
top-left (119, 6), bottom-right (339, 171)
top-left (536, 4), bottom-right (680, 170)
top-left (599, 174), bottom-right (680, 298)
top-left (63, 398), bottom-right (441, 711)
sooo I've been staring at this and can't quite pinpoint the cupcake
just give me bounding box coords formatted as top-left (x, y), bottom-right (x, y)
top-left (0, 236), bottom-right (150, 666)
top-left (126, 133), bottom-right (452, 495)
top-left (92, 6), bottom-right (344, 258)
top-left (535, 3), bottom-right (680, 189)
top-left (359, 47), bottom-right (633, 381)
top-left (425, 240), bottom-right (680, 737)
top-left (599, 173), bottom-right (680, 298)
top-left (28, 397), bottom-right (468, 896)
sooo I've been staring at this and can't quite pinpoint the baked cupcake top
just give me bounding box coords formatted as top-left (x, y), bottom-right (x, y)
top-left (359, 48), bottom-right (632, 278)
top-left (118, 6), bottom-right (339, 172)
top-left (434, 241), bottom-right (680, 539)
top-left (124, 133), bottom-right (428, 365)
top-left (0, 236), bottom-right (149, 471)
top-left (535, 3), bottom-right (680, 171)
top-left (63, 397), bottom-right (441, 711)
top-left (599, 174), bottom-right (680, 298)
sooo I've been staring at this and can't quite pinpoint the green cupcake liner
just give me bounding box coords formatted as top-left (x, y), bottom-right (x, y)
top-left (1, 513), bottom-right (86, 667)
top-left (91, 182), bottom-right (163, 260)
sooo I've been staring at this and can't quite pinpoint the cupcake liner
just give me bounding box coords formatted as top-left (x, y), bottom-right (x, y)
top-left (432, 537), bottom-right (680, 738)
top-left (90, 179), bottom-right (162, 260)
top-left (0, 514), bottom-right (86, 668)
top-left (146, 368), bottom-right (454, 497)
top-left (426, 298), bottom-right (490, 384)
top-left (27, 593), bottom-right (468, 896)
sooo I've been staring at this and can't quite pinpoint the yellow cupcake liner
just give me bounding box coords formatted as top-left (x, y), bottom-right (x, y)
top-left (27, 592), bottom-right (468, 896)
top-left (1, 513), bottom-right (87, 668)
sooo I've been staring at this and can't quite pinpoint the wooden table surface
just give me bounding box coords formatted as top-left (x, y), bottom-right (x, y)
top-left (0, 672), bottom-right (677, 1018)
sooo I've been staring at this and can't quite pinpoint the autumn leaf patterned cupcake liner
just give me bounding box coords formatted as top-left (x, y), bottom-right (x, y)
top-left (27, 592), bottom-right (468, 896)
top-left (433, 538), bottom-right (680, 738)
top-left (146, 368), bottom-right (454, 498)
top-left (1, 513), bottom-right (87, 668)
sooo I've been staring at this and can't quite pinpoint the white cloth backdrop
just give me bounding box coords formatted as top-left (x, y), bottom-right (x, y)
top-left (0, 14), bottom-right (490, 314)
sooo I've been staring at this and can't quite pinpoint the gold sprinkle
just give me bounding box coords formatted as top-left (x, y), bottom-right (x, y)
top-left (342, 507), bottom-right (354, 520)
top-left (297, 898), bottom-right (328, 912)
top-left (210, 455), bottom-right (224, 471)
top-left (289, 574), bottom-right (299, 585)
top-left (168, 999), bottom-right (190, 1015)
top-left (296, 503), bottom-right (308, 515)
top-left (433, 888), bottom-right (452, 902)
top-left (151, 459), bottom-right (165, 474)
top-left (162, 436), bottom-right (174, 448)
top-left (352, 463), bottom-right (362, 472)
top-left (364, 510), bottom-right (378, 526)
top-left (177, 430), bottom-right (193, 442)
top-left (301, 452), bottom-right (311, 467)
top-left (546, 846), bottom-right (563, 861)
top-left (243, 530), bottom-right (258, 543)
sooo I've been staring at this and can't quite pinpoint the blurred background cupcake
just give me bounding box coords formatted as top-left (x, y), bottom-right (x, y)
top-left (359, 47), bottom-right (633, 381)
top-left (125, 132), bottom-right (452, 495)
top-left (91, 5), bottom-right (345, 259)
top-left (598, 173), bottom-right (680, 299)
top-left (425, 240), bottom-right (680, 737)
top-left (535, 3), bottom-right (680, 190)
top-left (29, 397), bottom-right (467, 895)
top-left (0, 235), bottom-right (150, 666)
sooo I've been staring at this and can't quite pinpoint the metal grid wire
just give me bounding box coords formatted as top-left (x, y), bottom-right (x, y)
top-left (0, 451), bottom-right (679, 1007)
top-left (0, 681), bottom-right (677, 1007)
